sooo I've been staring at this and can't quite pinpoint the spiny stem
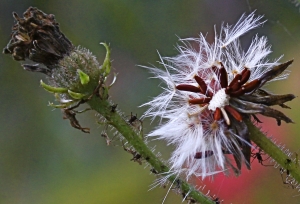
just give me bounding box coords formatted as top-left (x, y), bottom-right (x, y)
top-left (246, 119), bottom-right (300, 182)
top-left (87, 96), bottom-right (215, 204)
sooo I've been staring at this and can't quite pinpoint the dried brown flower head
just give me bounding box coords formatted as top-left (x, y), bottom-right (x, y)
top-left (3, 7), bottom-right (73, 74)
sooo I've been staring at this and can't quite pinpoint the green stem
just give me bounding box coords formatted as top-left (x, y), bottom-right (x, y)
top-left (246, 119), bottom-right (300, 182)
top-left (87, 96), bottom-right (215, 204)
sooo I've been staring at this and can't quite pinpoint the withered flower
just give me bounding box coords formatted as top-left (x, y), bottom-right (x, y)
top-left (142, 12), bottom-right (295, 179)
top-left (3, 7), bottom-right (73, 74)
top-left (3, 6), bottom-right (111, 95)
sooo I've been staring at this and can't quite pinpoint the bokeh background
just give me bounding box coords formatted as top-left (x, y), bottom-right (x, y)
top-left (0, 0), bottom-right (300, 203)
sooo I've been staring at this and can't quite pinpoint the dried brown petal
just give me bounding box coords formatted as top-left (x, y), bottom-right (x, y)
top-left (239, 90), bottom-right (295, 107)
top-left (230, 98), bottom-right (294, 124)
top-left (256, 60), bottom-right (294, 91)
top-left (230, 117), bottom-right (251, 170)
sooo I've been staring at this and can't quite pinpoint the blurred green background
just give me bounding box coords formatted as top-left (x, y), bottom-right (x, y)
top-left (0, 0), bottom-right (300, 203)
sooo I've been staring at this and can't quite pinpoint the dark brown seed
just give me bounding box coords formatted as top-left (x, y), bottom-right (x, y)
top-left (194, 150), bottom-right (214, 159)
top-left (219, 63), bottom-right (228, 88)
top-left (239, 68), bottom-right (251, 85)
top-left (229, 74), bottom-right (241, 88)
top-left (176, 84), bottom-right (200, 93)
top-left (229, 88), bottom-right (245, 97)
top-left (194, 75), bottom-right (207, 94)
top-left (214, 108), bottom-right (222, 121)
top-left (224, 105), bottom-right (242, 122)
top-left (242, 79), bottom-right (260, 93)
top-left (189, 97), bottom-right (211, 104)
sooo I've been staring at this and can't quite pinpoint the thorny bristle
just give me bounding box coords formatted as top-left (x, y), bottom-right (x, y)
top-left (258, 136), bottom-right (300, 193)
top-left (96, 101), bottom-right (144, 149)
top-left (150, 171), bottom-right (224, 203)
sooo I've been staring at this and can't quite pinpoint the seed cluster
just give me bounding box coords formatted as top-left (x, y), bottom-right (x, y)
top-left (176, 63), bottom-right (263, 126)
top-left (176, 60), bottom-right (294, 127)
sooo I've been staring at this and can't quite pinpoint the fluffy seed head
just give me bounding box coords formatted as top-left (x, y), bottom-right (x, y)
top-left (142, 12), bottom-right (294, 180)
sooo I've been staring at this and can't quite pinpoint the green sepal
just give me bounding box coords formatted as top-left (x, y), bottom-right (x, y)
top-left (108, 72), bottom-right (118, 89)
top-left (68, 90), bottom-right (87, 100)
top-left (40, 80), bottom-right (68, 93)
top-left (100, 42), bottom-right (111, 76)
top-left (77, 69), bottom-right (90, 85)
top-left (99, 86), bottom-right (109, 99)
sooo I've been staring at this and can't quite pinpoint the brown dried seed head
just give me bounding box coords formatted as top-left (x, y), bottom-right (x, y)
top-left (3, 7), bottom-right (73, 70)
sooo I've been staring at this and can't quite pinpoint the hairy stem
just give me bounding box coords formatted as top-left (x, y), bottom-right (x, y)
top-left (87, 96), bottom-right (215, 204)
top-left (246, 119), bottom-right (300, 182)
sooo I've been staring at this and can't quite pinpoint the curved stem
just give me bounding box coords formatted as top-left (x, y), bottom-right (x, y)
top-left (87, 96), bottom-right (215, 204)
top-left (245, 119), bottom-right (300, 183)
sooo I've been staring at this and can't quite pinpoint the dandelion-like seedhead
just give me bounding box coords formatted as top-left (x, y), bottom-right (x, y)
top-left (142, 12), bottom-right (295, 179)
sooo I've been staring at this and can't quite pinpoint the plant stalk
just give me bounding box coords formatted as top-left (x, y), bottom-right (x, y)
top-left (246, 119), bottom-right (300, 183)
top-left (87, 96), bottom-right (215, 204)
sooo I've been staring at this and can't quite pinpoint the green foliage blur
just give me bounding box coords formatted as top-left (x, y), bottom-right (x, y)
top-left (0, 0), bottom-right (300, 203)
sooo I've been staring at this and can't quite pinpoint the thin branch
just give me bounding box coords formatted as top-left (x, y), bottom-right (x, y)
top-left (245, 119), bottom-right (300, 183)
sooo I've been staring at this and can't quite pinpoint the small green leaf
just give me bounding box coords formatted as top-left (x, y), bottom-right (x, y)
top-left (40, 80), bottom-right (68, 93)
top-left (100, 42), bottom-right (111, 76)
top-left (68, 90), bottom-right (86, 100)
top-left (77, 69), bottom-right (90, 85)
